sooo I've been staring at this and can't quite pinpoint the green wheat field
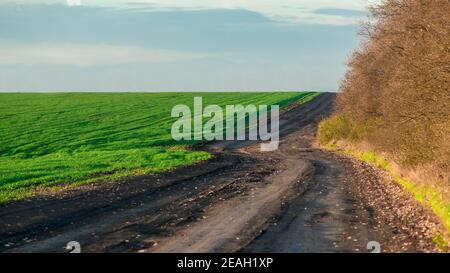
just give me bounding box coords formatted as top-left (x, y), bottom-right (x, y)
top-left (0, 92), bottom-right (318, 203)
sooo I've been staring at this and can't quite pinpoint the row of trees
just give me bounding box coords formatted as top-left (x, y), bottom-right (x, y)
top-left (334, 0), bottom-right (449, 179)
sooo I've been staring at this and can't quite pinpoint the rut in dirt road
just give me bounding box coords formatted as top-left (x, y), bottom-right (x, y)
top-left (242, 152), bottom-right (378, 253)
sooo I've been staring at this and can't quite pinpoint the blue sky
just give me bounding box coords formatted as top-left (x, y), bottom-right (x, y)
top-left (0, 1), bottom-right (376, 92)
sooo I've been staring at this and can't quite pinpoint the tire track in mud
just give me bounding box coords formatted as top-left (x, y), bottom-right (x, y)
top-left (241, 152), bottom-right (378, 253)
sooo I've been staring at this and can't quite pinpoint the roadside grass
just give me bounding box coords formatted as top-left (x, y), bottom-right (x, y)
top-left (0, 92), bottom-right (318, 203)
top-left (324, 142), bottom-right (450, 250)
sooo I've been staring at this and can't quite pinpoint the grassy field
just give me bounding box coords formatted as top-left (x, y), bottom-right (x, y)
top-left (0, 92), bottom-right (318, 203)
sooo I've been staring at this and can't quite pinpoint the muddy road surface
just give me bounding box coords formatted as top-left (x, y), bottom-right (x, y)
top-left (0, 93), bottom-right (441, 253)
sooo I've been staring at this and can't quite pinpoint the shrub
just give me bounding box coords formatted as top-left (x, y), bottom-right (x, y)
top-left (318, 114), bottom-right (366, 145)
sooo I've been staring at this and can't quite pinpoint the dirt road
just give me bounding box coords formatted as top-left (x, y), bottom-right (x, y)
top-left (0, 93), bottom-right (441, 253)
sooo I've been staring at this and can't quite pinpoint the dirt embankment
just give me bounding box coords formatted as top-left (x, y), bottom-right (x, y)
top-left (0, 93), bottom-right (442, 253)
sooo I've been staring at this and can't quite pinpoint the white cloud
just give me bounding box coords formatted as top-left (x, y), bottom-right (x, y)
top-left (128, 0), bottom-right (374, 25)
top-left (14, 0), bottom-right (380, 25)
top-left (67, 0), bottom-right (81, 6)
top-left (114, 0), bottom-right (375, 25)
top-left (0, 42), bottom-right (210, 66)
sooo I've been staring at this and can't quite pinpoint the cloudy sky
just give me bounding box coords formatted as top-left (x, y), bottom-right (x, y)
top-left (0, 1), bottom-right (376, 92)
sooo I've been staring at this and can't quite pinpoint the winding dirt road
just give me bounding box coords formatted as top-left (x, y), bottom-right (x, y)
top-left (0, 93), bottom-right (442, 253)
